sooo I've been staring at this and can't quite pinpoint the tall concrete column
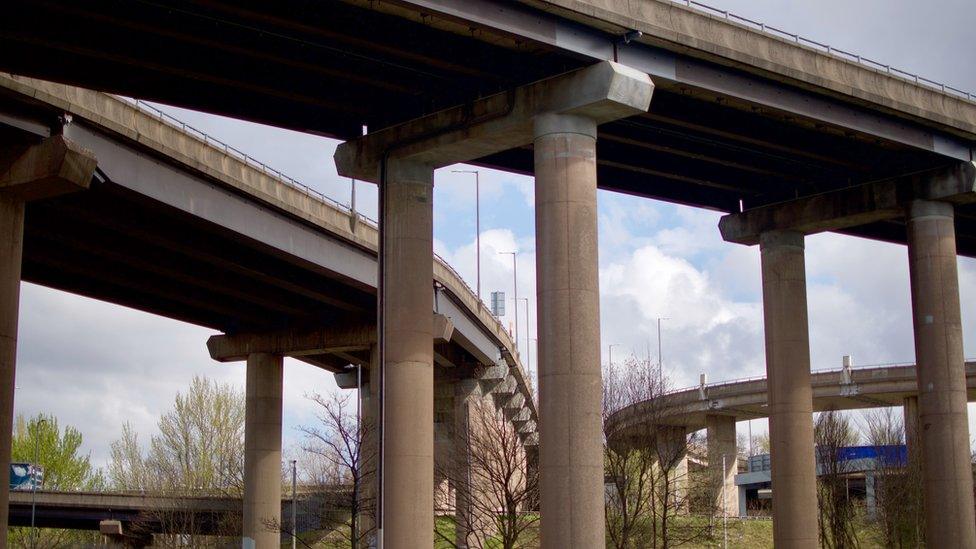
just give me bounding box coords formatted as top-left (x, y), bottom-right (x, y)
top-left (658, 426), bottom-right (689, 513)
top-left (0, 195), bottom-right (24, 541)
top-left (534, 112), bottom-right (604, 549)
top-left (380, 159), bottom-right (434, 548)
top-left (706, 414), bottom-right (737, 516)
top-left (453, 379), bottom-right (480, 549)
top-left (358, 345), bottom-right (379, 546)
top-left (902, 394), bottom-right (918, 454)
top-left (243, 353), bottom-right (283, 548)
top-left (759, 230), bottom-right (818, 548)
top-left (905, 199), bottom-right (976, 548)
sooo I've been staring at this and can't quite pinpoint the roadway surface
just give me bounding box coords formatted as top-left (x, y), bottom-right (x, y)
top-left (607, 361), bottom-right (976, 436)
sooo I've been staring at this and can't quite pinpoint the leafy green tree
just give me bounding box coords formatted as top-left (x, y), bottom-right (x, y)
top-left (109, 376), bottom-right (245, 546)
top-left (8, 413), bottom-right (104, 548)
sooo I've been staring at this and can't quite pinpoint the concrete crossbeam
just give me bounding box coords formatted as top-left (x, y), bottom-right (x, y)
top-left (207, 314), bottom-right (453, 363)
top-left (0, 135), bottom-right (96, 201)
top-left (334, 61), bottom-right (652, 182)
top-left (720, 162), bottom-right (976, 245)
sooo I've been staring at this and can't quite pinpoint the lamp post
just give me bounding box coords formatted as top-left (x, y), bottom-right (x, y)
top-left (499, 251), bottom-right (518, 349)
top-left (291, 459), bottom-right (297, 549)
top-left (657, 317), bottom-right (669, 387)
top-left (519, 297), bottom-right (530, 370)
top-left (31, 418), bottom-right (46, 549)
top-left (453, 170), bottom-right (481, 300)
top-left (608, 343), bottom-right (621, 369)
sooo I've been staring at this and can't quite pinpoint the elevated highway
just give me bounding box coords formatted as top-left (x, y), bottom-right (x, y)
top-left (2, 1), bottom-right (976, 546)
top-left (607, 361), bottom-right (976, 435)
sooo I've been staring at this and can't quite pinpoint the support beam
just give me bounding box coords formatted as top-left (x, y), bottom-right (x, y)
top-left (706, 414), bottom-right (737, 517)
top-left (0, 135), bottom-right (95, 547)
top-left (243, 353), bottom-right (283, 548)
top-left (720, 161), bottom-right (976, 245)
top-left (535, 112), bottom-right (605, 549)
top-left (358, 345), bottom-right (379, 546)
top-left (335, 61), bottom-right (652, 183)
top-left (453, 379), bottom-right (481, 549)
top-left (380, 159), bottom-right (435, 549)
top-left (0, 135), bottom-right (96, 200)
top-left (905, 199), bottom-right (976, 548)
top-left (759, 231), bottom-right (817, 549)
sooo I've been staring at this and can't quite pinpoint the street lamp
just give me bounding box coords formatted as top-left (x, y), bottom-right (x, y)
top-left (657, 317), bottom-right (670, 387)
top-left (290, 460), bottom-right (297, 549)
top-left (499, 251), bottom-right (518, 349)
top-left (31, 418), bottom-right (46, 549)
top-left (519, 297), bottom-right (530, 372)
top-left (453, 170), bottom-right (481, 300)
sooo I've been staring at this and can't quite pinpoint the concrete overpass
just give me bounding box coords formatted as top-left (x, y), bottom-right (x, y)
top-left (0, 75), bottom-right (537, 545)
top-left (2, 1), bottom-right (976, 547)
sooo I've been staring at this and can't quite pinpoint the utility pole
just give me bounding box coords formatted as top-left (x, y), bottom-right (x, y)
top-left (453, 170), bottom-right (481, 300)
top-left (499, 251), bottom-right (518, 348)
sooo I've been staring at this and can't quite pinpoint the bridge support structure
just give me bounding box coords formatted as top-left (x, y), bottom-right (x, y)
top-left (705, 414), bottom-right (737, 517)
top-left (759, 231), bottom-right (818, 549)
top-left (243, 352), bottom-right (284, 548)
top-left (335, 61), bottom-right (653, 549)
top-left (452, 379), bottom-right (481, 549)
top-left (720, 162), bottom-right (976, 548)
top-left (0, 134), bottom-right (95, 545)
top-left (905, 199), bottom-right (976, 548)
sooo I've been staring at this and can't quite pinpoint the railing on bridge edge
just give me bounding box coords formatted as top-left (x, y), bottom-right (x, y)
top-left (114, 96), bottom-right (534, 402)
top-left (672, 0), bottom-right (975, 103)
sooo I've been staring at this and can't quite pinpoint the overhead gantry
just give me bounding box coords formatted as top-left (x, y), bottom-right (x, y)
top-left (335, 61), bottom-right (654, 549)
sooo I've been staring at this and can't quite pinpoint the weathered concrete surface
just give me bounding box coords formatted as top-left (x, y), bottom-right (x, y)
top-left (335, 61), bottom-right (653, 182)
top-left (0, 74), bottom-right (538, 425)
top-left (759, 231), bottom-right (817, 549)
top-left (534, 113), bottom-right (605, 549)
top-left (903, 394), bottom-right (919, 454)
top-left (243, 353), bottom-right (284, 548)
top-left (0, 135), bottom-right (96, 200)
top-left (522, 0), bottom-right (976, 137)
top-left (381, 159), bottom-right (435, 549)
top-left (0, 195), bottom-right (23, 544)
top-left (208, 325), bottom-right (375, 362)
top-left (705, 414), bottom-right (736, 517)
top-left (720, 161), bottom-right (976, 245)
top-left (0, 135), bottom-right (95, 547)
top-left (906, 199), bottom-right (976, 548)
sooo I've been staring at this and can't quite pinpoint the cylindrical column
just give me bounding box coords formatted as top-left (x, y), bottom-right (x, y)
top-left (0, 196), bottom-right (24, 544)
top-left (706, 414), bottom-right (737, 517)
top-left (759, 230), bottom-right (817, 548)
top-left (534, 113), bottom-right (604, 549)
top-left (243, 352), bottom-right (283, 548)
top-left (358, 345), bottom-right (379, 546)
top-left (381, 159), bottom-right (434, 548)
top-left (902, 395), bottom-right (918, 455)
top-left (906, 199), bottom-right (976, 548)
top-left (453, 379), bottom-right (480, 549)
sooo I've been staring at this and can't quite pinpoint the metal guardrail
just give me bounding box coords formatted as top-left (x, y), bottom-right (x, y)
top-left (672, 0), bottom-right (975, 103)
top-left (115, 96), bottom-right (530, 397)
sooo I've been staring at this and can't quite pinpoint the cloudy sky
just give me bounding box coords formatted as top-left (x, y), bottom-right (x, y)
top-left (14, 0), bottom-right (976, 468)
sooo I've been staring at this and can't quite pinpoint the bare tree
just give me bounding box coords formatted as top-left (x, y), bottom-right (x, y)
top-left (436, 395), bottom-right (539, 549)
top-left (295, 390), bottom-right (373, 549)
top-left (603, 356), bottom-right (664, 549)
top-left (862, 408), bottom-right (923, 548)
top-left (109, 376), bottom-right (245, 546)
top-left (603, 356), bottom-right (715, 549)
top-left (814, 410), bottom-right (860, 549)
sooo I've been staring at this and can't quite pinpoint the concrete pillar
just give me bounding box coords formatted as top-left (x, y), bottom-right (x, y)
top-left (905, 199), bottom-right (976, 548)
top-left (902, 394), bottom-right (918, 455)
top-left (243, 352), bottom-right (283, 548)
top-left (453, 379), bottom-right (480, 549)
top-left (358, 345), bottom-right (379, 546)
top-left (0, 195), bottom-right (24, 542)
top-left (534, 112), bottom-right (604, 549)
top-left (737, 486), bottom-right (747, 518)
top-left (706, 414), bottom-right (737, 517)
top-left (657, 426), bottom-right (689, 513)
top-left (759, 230), bottom-right (818, 549)
top-left (380, 159), bottom-right (434, 549)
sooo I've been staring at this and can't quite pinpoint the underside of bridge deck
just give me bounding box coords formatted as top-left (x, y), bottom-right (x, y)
top-left (2, 0), bottom-right (973, 253)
